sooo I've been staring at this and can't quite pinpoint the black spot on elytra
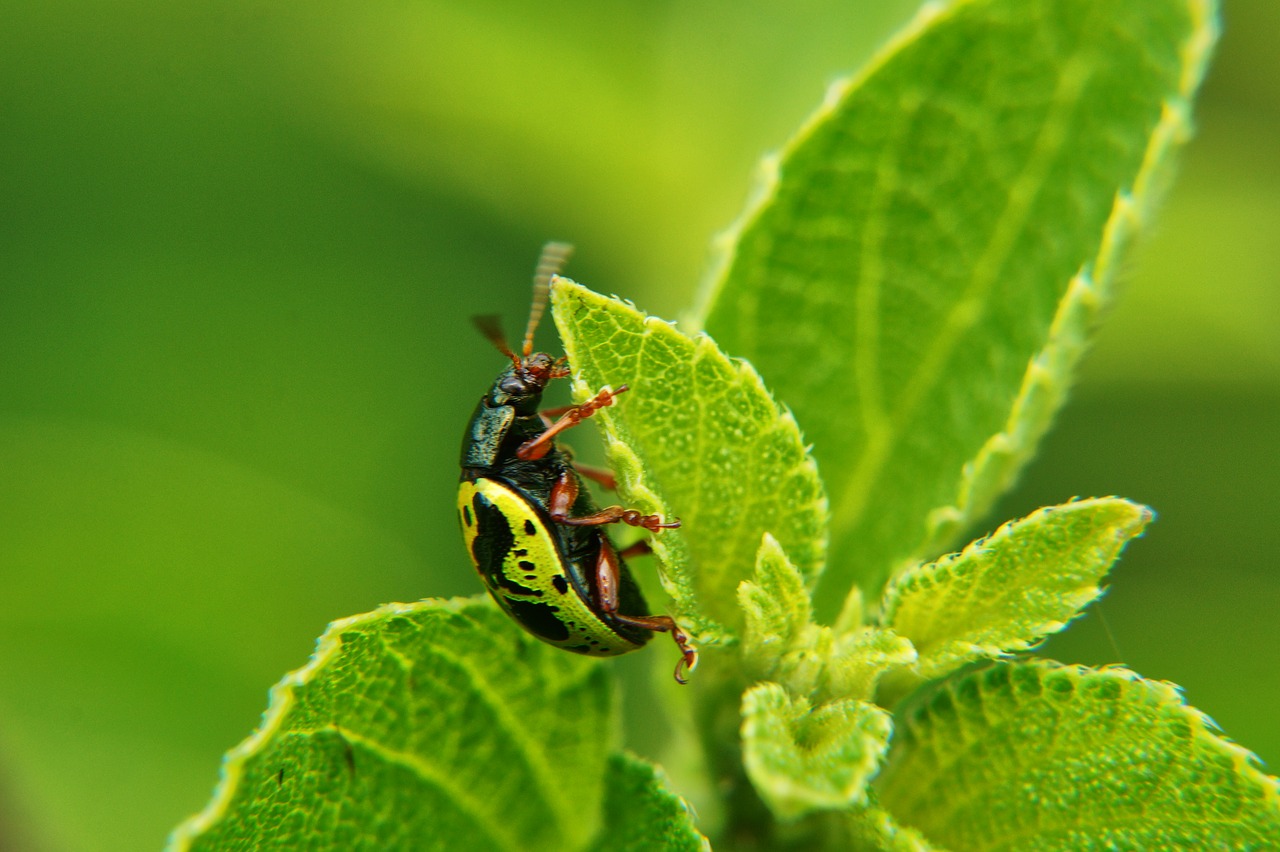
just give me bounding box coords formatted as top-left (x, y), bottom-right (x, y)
top-left (552, 575), bottom-right (569, 595)
top-left (513, 548), bottom-right (528, 557)
top-left (499, 577), bottom-right (541, 597)
top-left (506, 598), bottom-right (570, 642)
top-left (471, 493), bottom-right (515, 586)
top-left (524, 519), bottom-right (537, 535)
top-left (518, 560), bottom-right (536, 572)
top-left (461, 505), bottom-right (473, 527)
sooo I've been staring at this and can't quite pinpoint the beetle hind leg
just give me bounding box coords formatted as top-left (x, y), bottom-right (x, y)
top-left (610, 613), bottom-right (698, 684)
top-left (592, 539), bottom-right (696, 684)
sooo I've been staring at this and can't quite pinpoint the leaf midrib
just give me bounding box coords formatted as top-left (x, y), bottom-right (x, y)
top-left (410, 625), bottom-right (599, 843)
top-left (832, 42), bottom-right (1100, 546)
top-left (282, 727), bottom-right (522, 852)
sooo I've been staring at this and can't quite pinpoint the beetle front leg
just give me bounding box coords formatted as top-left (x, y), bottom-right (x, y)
top-left (518, 385), bottom-right (629, 461)
top-left (592, 541), bottom-right (697, 684)
top-left (548, 470), bottom-right (679, 532)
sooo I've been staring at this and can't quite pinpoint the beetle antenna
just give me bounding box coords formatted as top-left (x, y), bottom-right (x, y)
top-left (473, 314), bottom-right (521, 369)
top-left (523, 241), bottom-right (574, 356)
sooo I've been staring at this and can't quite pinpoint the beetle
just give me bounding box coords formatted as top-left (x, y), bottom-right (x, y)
top-left (458, 242), bottom-right (697, 684)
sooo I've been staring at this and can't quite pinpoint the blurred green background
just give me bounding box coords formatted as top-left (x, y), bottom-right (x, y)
top-left (1, 1), bottom-right (1275, 849)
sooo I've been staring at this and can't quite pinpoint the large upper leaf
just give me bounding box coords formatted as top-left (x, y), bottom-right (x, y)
top-left (552, 279), bottom-right (827, 639)
top-left (169, 598), bottom-right (618, 852)
top-left (697, 0), bottom-right (1218, 614)
top-left (877, 661), bottom-right (1280, 849)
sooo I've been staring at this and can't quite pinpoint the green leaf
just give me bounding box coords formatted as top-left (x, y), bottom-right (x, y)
top-left (169, 598), bottom-right (614, 852)
top-left (741, 682), bottom-right (892, 821)
top-left (590, 753), bottom-right (709, 852)
top-left (697, 0), bottom-right (1219, 613)
top-left (881, 497), bottom-right (1152, 683)
top-left (739, 533), bottom-right (813, 675)
top-left (552, 278), bottom-right (827, 638)
top-left (739, 534), bottom-right (917, 700)
top-left (845, 805), bottom-right (939, 852)
top-left (877, 661), bottom-right (1280, 849)
top-left (824, 627), bottom-right (917, 704)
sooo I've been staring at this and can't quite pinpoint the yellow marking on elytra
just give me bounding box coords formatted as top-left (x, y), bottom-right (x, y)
top-left (458, 479), bottom-right (643, 657)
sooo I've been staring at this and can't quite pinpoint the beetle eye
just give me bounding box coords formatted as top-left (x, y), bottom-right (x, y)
top-left (499, 376), bottom-right (526, 395)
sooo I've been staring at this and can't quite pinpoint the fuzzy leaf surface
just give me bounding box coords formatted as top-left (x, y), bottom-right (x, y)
top-left (590, 753), bottom-right (709, 852)
top-left (877, 661), bottom-right (1280, 849)
top-left (698, 0), bottom-right (1218, 613)
top-left (552, 278), bottom-right (826, 638)
top-left (845, 806), bottom-right (938, 852)
top-left (742, 682), bottom-right (891, 821)
top-left (169, 598), bottom-right (615, 852)
top-left (739, 533), bottom-right (813, 675)
top-left (882, 497), bottom-right (1152, 681)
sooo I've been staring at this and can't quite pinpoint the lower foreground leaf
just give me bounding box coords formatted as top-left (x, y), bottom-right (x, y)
top-left (877, 661), bottom-right (1280, 849)
top-left (169, 598), bottom-right (616, 852)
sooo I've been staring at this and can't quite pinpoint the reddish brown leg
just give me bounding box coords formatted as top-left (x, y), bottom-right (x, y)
top-left (592, 542), bottom-right (698, 684)
top-left (517, 385), bottom-right (630, 461)
top-left (615, 539), bottom-right (652, 560)
top-left (572, 462), bottom-right (617, 491)
top-left (548, 471), bottom-right (679, 532)
top-left (612, 613), bottom-right (698, 684)
top-left (538, 403), bottom-right (577, 420)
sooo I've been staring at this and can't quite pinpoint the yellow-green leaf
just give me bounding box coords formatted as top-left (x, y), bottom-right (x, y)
top-left (698, 0), bottom-right (1219, 618)
top-left (878, 662), bottom-right (1280, 849)
top-left (742, 682), bottom-right (891, 821)
top-left (590, 753), bottom-right (709, 852)
top-left (882, 497), bottom-right (1152, 684)
top-left (552, 279), bottom-right (827, 638)
top-left (739, 533), bottom-right (813, 675)
top-left (169, 598), bottom-right (613, 852)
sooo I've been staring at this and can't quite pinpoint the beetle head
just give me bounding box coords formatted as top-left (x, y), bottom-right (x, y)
top-left (473, 242), bottom-right (575, 412)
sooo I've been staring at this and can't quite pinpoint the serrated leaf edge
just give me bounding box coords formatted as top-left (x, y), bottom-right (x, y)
top-left (603, 751), bottom-right (712, 852)
top-left (553, 278), bottom-right (828, 640)
top-left (739, 532), bottom-right (812, 666)
top-left (880, 498), bottom-right (1151, 685)
top-left (689, 0), bottom-right (957, 329)
top-left (907, 0), bottom-right (1220, 577)
top-left (898, 661), bottom-right (1280, 818)
top-left (167, 596), bottom-right (595, 852)
top-left (741, 682), bottom-right (894, 821)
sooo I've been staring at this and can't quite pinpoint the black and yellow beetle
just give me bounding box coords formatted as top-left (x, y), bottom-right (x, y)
top-left (458, 243), bottom-right (697, 683)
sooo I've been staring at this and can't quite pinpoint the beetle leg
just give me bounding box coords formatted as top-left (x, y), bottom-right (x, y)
top-left (615, 539), bottom-right (652, 559)
top-left (537, 404), bottom-right (576, 421)
top-left (549, 471), bottom-right (680, 532)
top-left (592, 542), bottom-right (697, 685)
top-left (561, 505), bottom-right (681, 532)
top-left (517, 385), bottom-right (629, 461)
top-left (572, 462), bottom-right (616, 490)
top-left (593, 537), bottom-right (623, 612)
top-left (614, 615), bottom-right (697, 684)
